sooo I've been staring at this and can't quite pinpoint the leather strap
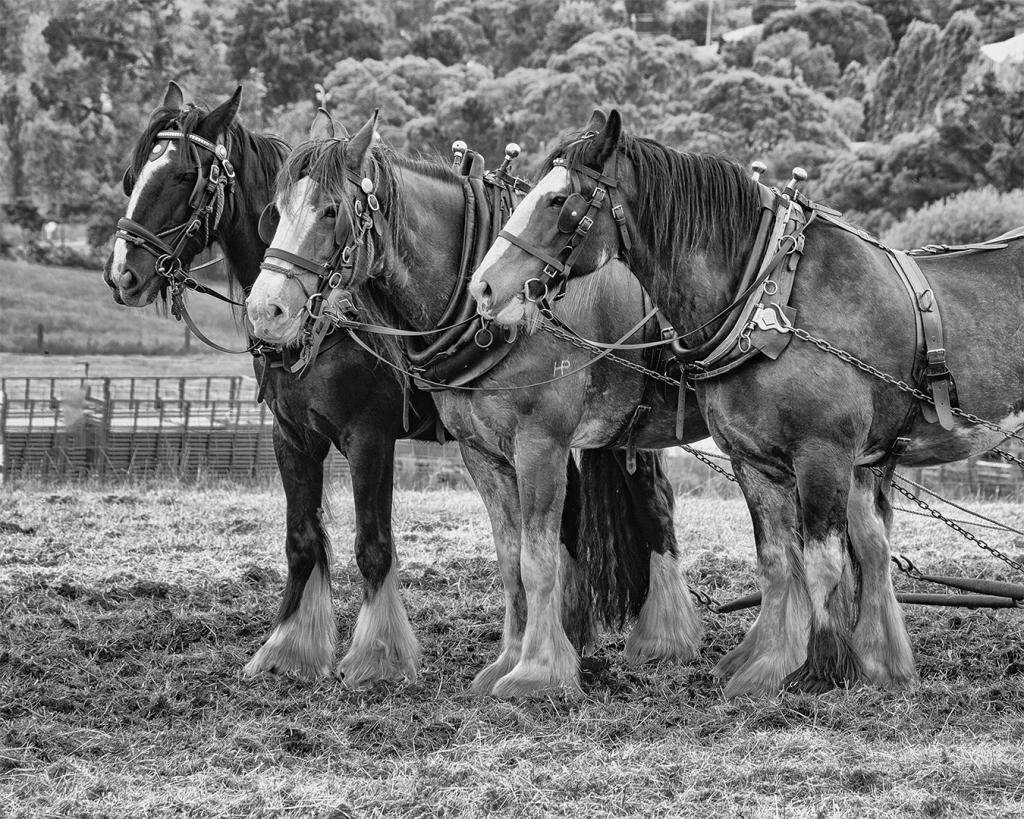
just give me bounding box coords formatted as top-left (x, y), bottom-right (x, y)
top-left (887, 251), bottom-right (958, 429)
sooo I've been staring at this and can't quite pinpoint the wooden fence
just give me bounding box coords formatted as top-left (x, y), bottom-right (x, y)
top-left (0, 376), bottom-right (467, 485)
top-left (2, 375), bottom-right (1022, 496)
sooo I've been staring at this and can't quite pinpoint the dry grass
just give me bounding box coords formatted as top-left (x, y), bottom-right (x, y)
top-left (2, 486), bottom-right (1024, 818)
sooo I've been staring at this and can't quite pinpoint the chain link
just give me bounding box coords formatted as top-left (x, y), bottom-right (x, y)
top-left (538, 321), bottom-right (682, 387)
top-left (874, 467), bottom-right (1024, 576)
top-left (680, 445), bottom-right (738, 483)
top-left (993, 447), bottom-right (1024, 471)
top-left (791, 326), bottom-right (1024, 447)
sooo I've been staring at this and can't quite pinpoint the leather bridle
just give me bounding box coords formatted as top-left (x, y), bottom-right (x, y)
top-left (116, 128), bottom-right (257, 355)
top-left (257, 161), bottom-right (386, 377)
top-left (496, 153), bottom-right (632, 310)
top-left (117, 129), bottom-right (236, 290)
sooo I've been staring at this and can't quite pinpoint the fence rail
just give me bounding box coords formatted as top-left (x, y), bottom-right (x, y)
top-left (3, 376), bottom-right (1023, 495)
top-left (0, 375), bottom-right (468, 485)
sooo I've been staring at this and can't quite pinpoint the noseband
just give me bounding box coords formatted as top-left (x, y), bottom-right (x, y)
top-left (116, 130), bottom-right (236, 288)
top-left (496, 155), bottom-right (631, 309)
top-left (257, 164), bottom-right (386, 377)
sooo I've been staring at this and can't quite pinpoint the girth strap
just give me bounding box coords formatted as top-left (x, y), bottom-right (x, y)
top-left (886, 250), bottom-right (958, 429)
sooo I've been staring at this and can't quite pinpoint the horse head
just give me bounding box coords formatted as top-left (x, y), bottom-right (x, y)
top-left (104, 82), bottom-right (242, 306)
top-left (470, 109), bottom-right (632, 326)
top-left (246, 109), bottom-right (394, 347)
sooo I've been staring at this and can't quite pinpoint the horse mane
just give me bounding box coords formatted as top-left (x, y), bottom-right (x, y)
top-left (544, 130), bottom-right (762, 286)
top-left (275, 138), bottom-right (465, 376)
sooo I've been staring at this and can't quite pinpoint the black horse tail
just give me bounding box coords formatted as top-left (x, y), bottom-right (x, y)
top-left (572, 449), bottom-right (678, 632)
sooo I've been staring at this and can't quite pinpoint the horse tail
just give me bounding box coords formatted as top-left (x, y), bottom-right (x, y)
top-left (575, 449), bottom-right (678, 629)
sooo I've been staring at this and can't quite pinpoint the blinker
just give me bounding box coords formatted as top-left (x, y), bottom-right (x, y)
top-left (557, 193), bottom-right (588, 234)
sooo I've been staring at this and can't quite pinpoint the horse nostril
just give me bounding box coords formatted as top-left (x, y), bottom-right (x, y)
top-left (116, 267), bottom-right (139, 292)
top-left (471, 278), bottom-right (492, 307)
top-left (267, 301), bottom-right (283, 319)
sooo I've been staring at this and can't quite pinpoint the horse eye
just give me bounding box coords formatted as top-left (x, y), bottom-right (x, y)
top-left (323, 205), bottom-right (338, 219)
top-left (550, 196), bottom-right (566, 208)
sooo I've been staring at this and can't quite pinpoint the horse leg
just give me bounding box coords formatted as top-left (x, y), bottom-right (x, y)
top-left (719, 459), bottom-right (810, 697)
top-left (492, 440), bottom-right (581, 698)
top-left (336, 429), bottom-right (419, 687)
top-left (782, 449), bottom-right (862, 694)
top-left (620, 452), bottom-right (703, 665)
top-left (848, 465), bottom-right (918, 687)
top-left (459, 443), bottom-right (529, 694)
top-left (244, 424), bottom-right (335, 678)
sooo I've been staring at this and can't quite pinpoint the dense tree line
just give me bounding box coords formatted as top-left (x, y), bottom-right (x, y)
top-left (1, 0), bottom-right (1022, 250)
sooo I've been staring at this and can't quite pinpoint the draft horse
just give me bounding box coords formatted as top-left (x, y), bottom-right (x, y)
top-left (472, 109), bottom-right (1024, 695)
top-left (105, 82), bottom-right (448, 685)
top-left (245, 110), bottom-right (709, 697)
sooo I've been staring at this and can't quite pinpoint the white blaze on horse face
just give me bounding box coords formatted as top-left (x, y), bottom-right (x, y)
top-left (247, 179), bottom-right (322, 338)
top-left (110, 142), bottom-right (177, 279)
top-left (472, 165), bottom-right (570, 305)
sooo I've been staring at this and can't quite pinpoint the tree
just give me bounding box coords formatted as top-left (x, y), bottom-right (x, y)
top-left (691, 69), bottom-right (848, 162)
top-left (937, 69), bottom-right (1024, 191)
top-left (753, 29), bottom-right (842, 97)
top-left (863, 12), bottom-right (982, 139)
top-left (762, 1), bottom-right (893, 68)
top-left (228, 0), bottom-right (388, 109)
top-left (862, 0), bottom-right (933, 42)
top-left (813, 128), bottom-right (978, 231)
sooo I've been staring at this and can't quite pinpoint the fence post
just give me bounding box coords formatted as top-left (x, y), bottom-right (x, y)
top-left (37, 323), bottom-right (44, 352)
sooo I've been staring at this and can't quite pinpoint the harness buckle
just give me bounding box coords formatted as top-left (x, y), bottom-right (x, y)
top-left (576, 216), bottom-right (594, 236)
top-left (327, 270), bottom-right (345, 290)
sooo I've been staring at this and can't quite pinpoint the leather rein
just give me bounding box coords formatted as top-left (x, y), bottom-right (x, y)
top-left (116, 129), bottom-right (258, 355)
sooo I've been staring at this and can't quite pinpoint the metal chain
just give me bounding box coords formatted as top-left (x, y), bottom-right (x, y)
top-left (680, 444), bottom-right (738, 483)
top-left (892, 505), bottom-right (1024, 533)
top-left (790, 325), bottom-right (1024, 447)
top-left (874, 467), bottom-right (1024, 576)
top-left (993, 447), bottom-right (1024, 471)
top-left (538, 321), bottom-right (682, 387)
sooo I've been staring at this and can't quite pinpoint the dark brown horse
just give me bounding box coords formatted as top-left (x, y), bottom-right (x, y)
top-left (472, 109), bottom-right (1024, 695)
top-left (104, 83), bottom-right (451, 686)
top-left (245, 110), bottom-right (710, 696)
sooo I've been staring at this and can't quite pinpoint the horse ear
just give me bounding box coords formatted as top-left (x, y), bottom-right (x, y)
top-left (309, 107), bottom-right (336, 140)
top-left (584, 109), bottom-right (621, 169)
top-left (345, 109), bottom-right (379, 171)
top-left (201, 86), bottom-right (242, 138)
top-left (582, 108), bottom-right (606, 134)
top-left (162, 81), bottom-right (184, 111)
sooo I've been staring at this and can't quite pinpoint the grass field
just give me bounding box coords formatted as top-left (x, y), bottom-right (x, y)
top-left (0, 259), bottom-right (245, 355)
top-left (2, 486), bottom-right (1023, 817)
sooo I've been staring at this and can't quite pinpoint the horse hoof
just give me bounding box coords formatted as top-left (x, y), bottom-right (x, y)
top-left (336, 652), bottom-right (417, 689)
top-left (243, 648), bottom-right (331, 680)
top-left (491, 665), bottom-right (582, 699)
top-left (781, 663), bottom-right (846, 695)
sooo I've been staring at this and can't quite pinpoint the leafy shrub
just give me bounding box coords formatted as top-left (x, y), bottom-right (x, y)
top-left (882, 186), bottom-right (1024, 249)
